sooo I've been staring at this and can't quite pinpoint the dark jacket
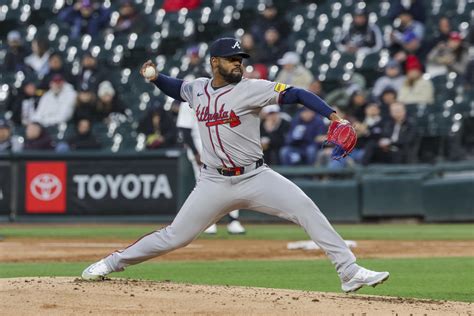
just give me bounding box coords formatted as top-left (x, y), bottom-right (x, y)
top-left (357, 118), bottom-right (385, 149)
top-left (285, 110), bottom-right (327, 147)
top-left (260, 117), bottom-right (290, 164)
top-left (0, 140), bottom-right (12, 152)
top-left (75, 67), bottom-right (106, 92)
top-left (73, 100), bottom-right (99, 122)
top-left (68, 131), bottom-right (101, 150)
top-left (138, 108), bottom-right (177, 149)
top-left (113, 11), bottom-right (147, 35)
top-left (24, 128), bottom-right (54, 150)
top-left (339, 21), bottom-right (383, 53)
top-left (389, 0), bottom-right (426, 23)
top-left (59, 5), bottom-right (111, 39)
top-left (3, 46), bottom-right (28, 72)
top-left (95, 96), bottom-right (125, 121)
top-left (381, 118), bottom-right (418, 163)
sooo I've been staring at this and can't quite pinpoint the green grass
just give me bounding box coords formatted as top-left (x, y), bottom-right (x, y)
top-left (1, 257), bottom-right (473, 302)
top-left (1, 223), bottom-right (473, 240)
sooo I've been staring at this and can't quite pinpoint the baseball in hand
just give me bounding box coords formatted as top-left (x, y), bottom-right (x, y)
top-left (143, 66), bottom-right (156, 79)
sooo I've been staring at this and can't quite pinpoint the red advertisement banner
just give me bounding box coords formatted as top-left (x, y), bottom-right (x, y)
top-left (26, 162), bottom-right (67, 213)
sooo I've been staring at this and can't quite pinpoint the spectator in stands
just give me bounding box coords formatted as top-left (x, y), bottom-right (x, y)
top-left (275, 52), bottom-right (314, 89)
top-left (379, 87), bottom-right (398, 119)
top-left (67, 119), bottom-right (101, 150)
top-left (95, 81), bottom-right (125, 121)
top-left (32, 74), bottom-right (77, 127)
top-left (0, 119), bottom-right (13, 152)
top-left (24, 37), bottom-right (51, 80)
top-left (337, 7), bottom-right (383, 56)
top-left (39, 53), bottom-right (75, 90)
top-left (0, 119), bottom-right (23, 152)
top-left (465, 60), bottom-right (474, 91)
top-left (345, 90), bottom-right (369, 122)
top-left (59, 0), bottom-right (111, 39)
top-left (279, 108), bottom-right (327, 165)
top-left (389, 0), bottom-right (426, 23)
top-left (138, 107), bottom-right (177, 149)
top-left (111, 0), bottom-right (146, 35)
top-left (364, 102), bottom-right (417, 164)
top-left (398, 55), bottom-right (434, 105)
top-left (9, 80), bottom-right (40, 126)
top-left (468, 20), bottom-right (474, 45)
top-left (326, 72), bottom-right (367, 108)
top-left (3, 31), bottom-right (28, 72)
top-left (76, 52), bottom-right (105, 92)
top-left (240, 33), bottom-right (263, 65)
top-left (308, 80), bottom-right (325, 99)
top-left (23, 122), bottom-right (54, 150)
top-left (371, 59), bottom-right (406, 98)
top-left (260, 105), bottom-right (290, 165)
top-left (182, 46), bottom-right (209, 78)
top-left (426, 32), bottom-right (470, 77)
top-left (421, 16), bottom-right (452, 58)
top-left (251, 4), bottom-right (290, 43)
top-left (258, 27), bottom-right (288, 65)
top-left (357, 103), bottom-right (385, 164)
top-left (162, 0), bottom-right (201, 12)
top-left (73, 87), bottom-right (97, 122)
top-left (389, 10), bottom-right (425, 60)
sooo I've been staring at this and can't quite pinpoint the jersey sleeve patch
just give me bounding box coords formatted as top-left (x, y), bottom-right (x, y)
top-left (274, 82), bottom-right (288, 93)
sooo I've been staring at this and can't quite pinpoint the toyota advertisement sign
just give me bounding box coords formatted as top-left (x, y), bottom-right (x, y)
top-left (67, 160), bottom-right (178, 215)
top-left (26, 162), bottom-right (67, 213)
top-left (19, 159), bottom-right (181, 216)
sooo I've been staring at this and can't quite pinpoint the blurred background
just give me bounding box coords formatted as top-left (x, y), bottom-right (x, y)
top-left (0, 0), bottom-right (473, 222)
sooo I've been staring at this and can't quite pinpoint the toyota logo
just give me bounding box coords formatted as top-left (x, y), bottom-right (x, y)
top-left (30, 173), bottom-right (62, 201)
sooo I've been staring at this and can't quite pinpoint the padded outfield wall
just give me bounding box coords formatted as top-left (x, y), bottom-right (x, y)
top-left (0, 151), bottom-right (473, 222)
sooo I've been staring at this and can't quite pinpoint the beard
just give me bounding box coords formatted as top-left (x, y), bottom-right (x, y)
top-left (217, 64), bottom-right (243, 84)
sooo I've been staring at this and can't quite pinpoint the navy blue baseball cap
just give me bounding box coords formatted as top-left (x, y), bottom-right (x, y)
top-left (209, 38), bottom-right (250, 58)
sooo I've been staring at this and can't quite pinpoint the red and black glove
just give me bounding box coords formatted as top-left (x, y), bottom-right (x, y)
top-left (326, 120), bottom-right (357, 160)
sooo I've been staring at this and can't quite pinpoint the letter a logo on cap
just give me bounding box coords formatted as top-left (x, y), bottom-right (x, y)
top-left (232, 41), bottom-right (240, 49)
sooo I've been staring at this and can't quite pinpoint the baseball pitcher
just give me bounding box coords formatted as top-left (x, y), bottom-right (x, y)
top-left (82, 38), bottom-right (389, 293)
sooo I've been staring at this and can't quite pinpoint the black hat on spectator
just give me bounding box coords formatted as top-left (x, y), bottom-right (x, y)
top-left (0, 119), bottom-right (12, 129)
top-left (120, 0), bottom-right (134, 5)
top-left (399, 9), bottom-right (413, 16)
top-left (353, 7), bottom-right (367, 16)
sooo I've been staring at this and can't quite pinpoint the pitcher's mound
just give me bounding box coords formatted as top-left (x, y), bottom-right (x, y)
top-left (0, 277), bottom-right (471, 315)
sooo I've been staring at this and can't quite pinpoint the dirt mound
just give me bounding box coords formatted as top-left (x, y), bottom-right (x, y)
top-left (0, 277), bottom-right (471, 316)
top-left (1, 239), bottom-right (473, 263)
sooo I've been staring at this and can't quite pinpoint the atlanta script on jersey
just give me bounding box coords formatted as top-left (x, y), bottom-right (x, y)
top-left (180, 78), bottom-right (289, 169)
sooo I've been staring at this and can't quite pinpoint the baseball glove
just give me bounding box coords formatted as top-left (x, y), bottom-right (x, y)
top-left (326, 120), bottom-right (357, 160)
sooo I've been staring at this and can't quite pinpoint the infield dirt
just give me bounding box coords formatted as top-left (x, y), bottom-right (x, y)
top-left (1, 238), bottom-right (473, 262)
top-left (1, 277), bottom-right (472, 316)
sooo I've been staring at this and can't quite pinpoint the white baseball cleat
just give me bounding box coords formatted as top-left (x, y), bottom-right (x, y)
top-left (341, 267), bottom-right (390, 293)
top-left (227, 220), bottom-right (246, 234)
top-left (204, 224), bottom-right (217, 234)
top-left (81, 259), bottom-right (112, 280)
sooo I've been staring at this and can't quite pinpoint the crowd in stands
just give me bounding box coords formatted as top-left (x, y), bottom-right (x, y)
top-left (0, 0), bottom-right (473, 168)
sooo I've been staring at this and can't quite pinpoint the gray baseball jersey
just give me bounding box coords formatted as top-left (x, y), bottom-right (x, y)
top-left (180, 78), bottom-right (285, 168)
top-left (102, 77), bottom-right (360, 283)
